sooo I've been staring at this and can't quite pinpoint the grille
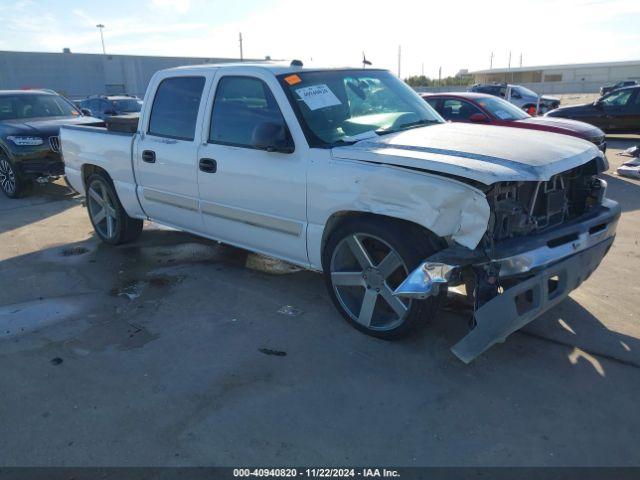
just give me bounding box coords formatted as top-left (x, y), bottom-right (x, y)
top-left (488, 159), bottom-right (602, 241)
top-left (49, 136), bottom-right (60, 153)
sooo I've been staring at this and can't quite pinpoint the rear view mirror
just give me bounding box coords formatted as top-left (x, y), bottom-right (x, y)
top-left (252, 121), bottom-right (294, 153)
top-left (469, 113), bottom-right (489, 123)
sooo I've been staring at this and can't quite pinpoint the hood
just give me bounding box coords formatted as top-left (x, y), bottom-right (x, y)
top-left (516, 116), bottom-right (604, 140)
top-left (1, 115), bottom-right (102, 137)
top-left (547, 102), bottom-right (596, 116)
top-left (332, 122), bottom-right (602, 185)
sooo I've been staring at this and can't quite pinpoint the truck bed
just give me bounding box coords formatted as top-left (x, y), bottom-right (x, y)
top-left (60, 123), bottom-right (146, 219)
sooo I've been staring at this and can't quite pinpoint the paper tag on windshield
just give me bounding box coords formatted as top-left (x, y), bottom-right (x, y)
top-left (295, 84), bottom-right (341, 111)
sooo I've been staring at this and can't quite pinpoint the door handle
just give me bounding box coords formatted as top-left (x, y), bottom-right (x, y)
top-left (199, 158), bottom-right (217, 173)
top-left (142, 150), bottom-right (156, 163)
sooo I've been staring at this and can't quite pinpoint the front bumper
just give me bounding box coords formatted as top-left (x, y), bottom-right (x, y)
top-left (6, 140), bottom-right (64, 179)
top-left (395, 199), bottom-right (621, 362)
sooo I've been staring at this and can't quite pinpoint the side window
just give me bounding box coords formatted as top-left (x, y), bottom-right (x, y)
top-left (441, 99), bottom-right (481, 121)
top-left (209, 76), bottom-right (288, 148)
top-left (602, 90), bottom-right (633, 107)
top-left (148, 76), bottom-right (205, 141)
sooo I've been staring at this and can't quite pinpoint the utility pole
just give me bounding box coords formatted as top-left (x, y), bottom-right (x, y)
top-left (421, 62), bottom-right (424, 77)
top-left (96, 24), bottom-right (106, 55)
top-left (508, 50), bottom-right (511, 69)
top-left (239, 32), bottom-right (243, 61)
top-left (438, 66), bottom-right (442, 86)
top-left (489, 51), bottom-right (494, 69)
top-left (397, 45), bottom-right (401, 78)
top-left (519, 52), bottom-right (522, 67)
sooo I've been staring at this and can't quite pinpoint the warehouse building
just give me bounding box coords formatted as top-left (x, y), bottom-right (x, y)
top-left (471, 59), bottom-right (640, 94)
top-left (0, 49), bottom-right (256, 99)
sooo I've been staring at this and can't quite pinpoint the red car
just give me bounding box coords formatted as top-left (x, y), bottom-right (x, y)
top-left (422, 92), bottom-right (606, 152)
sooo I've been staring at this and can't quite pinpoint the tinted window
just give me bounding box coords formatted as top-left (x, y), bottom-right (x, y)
top-left (602, 89), bottom-right (633, 107)
top-left (476, 96), bottom-right (529, 120)
top-left (209, 76), bottom-right (287, 147)
top-left (148, 76), bottom-right (205, 140)
top-left (440, 99), bottom-right (482, 121)
top-left (424, 98), bottom-right (439, 111)
top-left (111, 99), bottom-right (142, 113)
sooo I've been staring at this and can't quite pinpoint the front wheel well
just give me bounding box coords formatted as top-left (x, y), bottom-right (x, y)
top-left (320, 211), bottom-right (446, 259)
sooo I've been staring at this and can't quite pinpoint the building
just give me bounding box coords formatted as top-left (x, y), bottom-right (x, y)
top-left (0, 50), bottom-right (260, 99)
top-left (470, 59), bottom-right (640, 94)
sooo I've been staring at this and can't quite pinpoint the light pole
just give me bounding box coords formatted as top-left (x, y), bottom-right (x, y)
top-left (96, 24), bottom-right (106, 55)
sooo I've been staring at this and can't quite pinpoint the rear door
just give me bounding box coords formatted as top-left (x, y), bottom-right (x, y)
top-left (196, 69), bottom-right (308, 265)
top-left (136, 73), bottom-right (210, 233)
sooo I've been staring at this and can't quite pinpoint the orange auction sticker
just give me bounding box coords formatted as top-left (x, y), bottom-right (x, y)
top-left (284, 74), bottom-right (302, 85)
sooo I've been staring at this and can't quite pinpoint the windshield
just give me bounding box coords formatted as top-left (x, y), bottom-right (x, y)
top-left (513, 85), bottom-right (538, 98)
top-left (476, 96), bottom-right (529, 120)
top-left (111, 99), bottom-right (142, 113)
top-left (0, 94), bottom-right (79, 120)
top-left (278, 70), bottom-right (443, 147)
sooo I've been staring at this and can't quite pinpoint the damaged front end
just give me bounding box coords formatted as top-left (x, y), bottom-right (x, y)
top-left (395, 159), bottom-right (621, 363)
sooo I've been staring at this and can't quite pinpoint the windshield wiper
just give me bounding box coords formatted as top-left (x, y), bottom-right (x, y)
top-left (375, 119), bottom-right (441, 136)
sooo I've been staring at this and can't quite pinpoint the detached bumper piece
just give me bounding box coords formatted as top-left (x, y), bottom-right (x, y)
top-left (394, 199), bottom-right (620, 363)
top-left (451, 236), bottom-right (614, 363)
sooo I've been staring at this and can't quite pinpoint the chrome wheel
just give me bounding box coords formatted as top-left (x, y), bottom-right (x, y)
top-left (330, 233), bottom-right (411, 331)
top-left (0, 159), bottom-right (16, 195)
top-left (87, 179), bottom-right (118, 240)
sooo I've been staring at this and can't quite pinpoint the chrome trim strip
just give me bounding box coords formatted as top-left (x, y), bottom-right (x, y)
top-left (142, 189), bottom-right (198, 212)
top-left (495, 218), bottom-right (618, 277)
top-left (201, 201), bottom-right (302, 236)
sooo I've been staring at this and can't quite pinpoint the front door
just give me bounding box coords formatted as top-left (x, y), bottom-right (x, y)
top-left (196, 73), bottom-right (308, 265)
top-left (599, 88), bottom-right (636, 132)
top-left (136, 75), bottom-right (208, 233)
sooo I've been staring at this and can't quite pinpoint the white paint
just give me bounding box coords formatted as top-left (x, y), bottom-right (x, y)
top-left (61, 63), bottom-right (601, 271)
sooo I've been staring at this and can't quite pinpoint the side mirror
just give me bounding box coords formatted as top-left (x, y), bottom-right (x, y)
top-left (594, 98), bottom-right (604, 108)
top-left (252, 121), bottom-right (294, 153)
top-left (469, 112), bottom-right (489, 123)
top-left (80, 108), bottom-right (93, 116)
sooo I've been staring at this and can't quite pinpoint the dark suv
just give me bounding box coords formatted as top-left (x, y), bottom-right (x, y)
top-left (0, 90), bottom-right (101, 198)
top-left (78, 95), bottom-right (142, 120)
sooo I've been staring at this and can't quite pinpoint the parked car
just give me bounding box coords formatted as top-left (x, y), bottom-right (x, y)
top-left (78, 94), bottom-right (142, 120)
top-left (546, 85), bottom-right (640, 133)
top-left (468, 83), bottom-right (560, 114)
top-left (0, 89), bottom-right (101, 198)
top-left (600, 80), bottom-right (637, 96)
top-left (422, 92), bottom-right (606, 151)
top-left (61, 63), bottom-right (619, 362)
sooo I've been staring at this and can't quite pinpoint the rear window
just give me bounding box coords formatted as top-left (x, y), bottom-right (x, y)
top-left (148, 76), bottom-right (205, 140)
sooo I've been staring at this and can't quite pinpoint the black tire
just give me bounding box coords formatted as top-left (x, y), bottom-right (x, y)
top-left (86, 172), bottom-right (143, 245)
top-left (0, 157), bottom-right (28, 199)
top-left (322, 216), bottom-right (445, 340)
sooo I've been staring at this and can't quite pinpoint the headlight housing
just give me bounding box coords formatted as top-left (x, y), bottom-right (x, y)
top-left (6, 136), bottom-right (44, 146)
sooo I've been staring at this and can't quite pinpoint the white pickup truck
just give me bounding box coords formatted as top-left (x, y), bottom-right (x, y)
top-left (61, 62), bottom-right (620, 362)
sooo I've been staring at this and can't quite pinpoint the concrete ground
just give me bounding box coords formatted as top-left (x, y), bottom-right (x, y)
top-left (1, 135), bottom-right (639, 467)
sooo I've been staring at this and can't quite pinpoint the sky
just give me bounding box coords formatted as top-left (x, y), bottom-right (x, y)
top-left (0, 0), bottom-right (639, 78)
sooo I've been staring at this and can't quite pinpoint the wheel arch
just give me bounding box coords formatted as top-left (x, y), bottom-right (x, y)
top-left (320, 210), bottom-right (447, 267)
